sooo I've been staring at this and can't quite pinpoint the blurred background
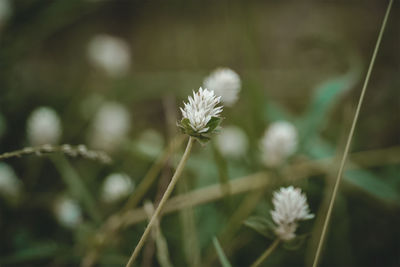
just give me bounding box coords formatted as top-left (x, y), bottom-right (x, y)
top-left (0, 0), bottom-right (399, 266)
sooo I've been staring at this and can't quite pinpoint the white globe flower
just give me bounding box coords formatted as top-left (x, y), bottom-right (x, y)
top-left (27, 107), bottom-right (62, 146)
top-left (260, 121), bottom-right (298, 167)
top-left (87, 34), bottom-right (131, 77)
top-left (54, 197), bottom-right (82, 228)
top-left (203, 68), bottom-right (241, 106)
top-left (179, 87), bottom-right (223, 135)
top-left (0, 163), bottom-right (21, 199)
top-left (270, 186), bottom-right (314, 241)
top-left (215, 126), bottom-right (248, 158)
top-left (101, 173), bottom-right (134, 203)
top-left (89, 102), bottom-right (131, 152)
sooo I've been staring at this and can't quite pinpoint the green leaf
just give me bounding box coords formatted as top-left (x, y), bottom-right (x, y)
top-left (0, 242), bottom-right (60, 264)
top-left (244, 216), bottom-right (276, 239)
top-left (206, 117), bottom-right (222, 133)
top-left (195, 135), bottom-right (211, 145)
top-left (345, 169), bottom-right (399, 202)
top-left (212, 237), bottom-right (232, 267)
top-left (299, 73), bottom-right (358, 145)
top-left (307, 137), bottom-right (400, 203)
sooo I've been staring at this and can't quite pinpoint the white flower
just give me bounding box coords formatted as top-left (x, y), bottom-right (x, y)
top-left (54, 197), bottom-right (82, 228)
top-left (101, 173), bottom-right (134, 203)
top-left (27, 107), bottom-right (62, 146)
top-left (0, 163), bottom-right (21, 199)
top-left (203, 68), bottom-right (241, 106)
top-left (87, 34), bottom-right (131, 77)
top-left (89, 102), bottom-right (131, 152)
top-left (180, 87), bottom-right (223, 134)
top-left (260, 121), bottom-right (298, 167)
top-left (270, 186), bottom-right (314, 241)
top-left (215, 125), bottom-right (248, 158)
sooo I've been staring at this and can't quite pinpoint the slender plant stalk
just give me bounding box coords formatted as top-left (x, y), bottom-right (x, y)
top-left (250, 239), bottom-right (280, 267)
top-left (0, 144), bottom-right (111, 163)
top-left (126, 136), bottom-right (195, 267)
top-left (312, 1), bottom-right (394, 266)
top-left (122, 145), bottom-right (400, 226)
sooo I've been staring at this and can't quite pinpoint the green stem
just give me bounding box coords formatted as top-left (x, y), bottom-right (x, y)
top-left (312, 1), bottom-right (393, 266)
top-left (126, 136), bottom-right (195, 267)
top-left (250, 239), bottom-right (280, 267)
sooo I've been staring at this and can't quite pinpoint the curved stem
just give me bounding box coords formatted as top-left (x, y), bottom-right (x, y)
top-left (126, 136), bottom-right (195, 267)
top-left (250, 239), bottom-right (280, 267)
top-left (312, 1), bottom-right (393, 266)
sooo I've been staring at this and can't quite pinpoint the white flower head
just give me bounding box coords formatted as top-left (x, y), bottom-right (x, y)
top-left (89, 101), bottom-right (131, 152)
top-left (87, 34), bottom-right (131, 77)
top-left (27, 107), bottom-right (62, 146)
top-left (179, 87), bottom-right (223, 141)
top-left (101, 173), bottom-right (134, 203)
top-left (203, 68), bottom-right (241, 106)
top-left (0, 163), bottom-right (21, 199)
top-left (216, 125), bottom-right (248, 158)
top-left (54, 197), bottom-right (82, 228)
top-left (260, 121), bottom-right (298, 167)
top-left (270, 186), bottom-right (314, 241)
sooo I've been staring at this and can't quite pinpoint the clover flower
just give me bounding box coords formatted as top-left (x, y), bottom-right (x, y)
top-left (27, 107), bottom-right (62, 146)
top-left (203, 68), bottom-right (241, 106)
top-left (260, 121), bottom-right (298, 167)
top-left (0, 162), bottom-right (21, 199)
top-left (54, 197), bottom-right (82, 228)
top-left (87, 34), bottom-right (131, 77)
top-left (101, 173), bottom-right (134, 203)
top-left (270, 186), bottom-right (313, 241)
top-left (178, 87), bottom-right (223, 141)
top-left (216, 125), bottom-right (248, 158)
top-left (89, 101), bottom-right (131, 152)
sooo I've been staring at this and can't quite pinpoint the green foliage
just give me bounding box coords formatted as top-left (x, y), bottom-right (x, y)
top-left (212, 237), bottom-right (233, 267)
top-left (244, 216), bottom-right (276, 240)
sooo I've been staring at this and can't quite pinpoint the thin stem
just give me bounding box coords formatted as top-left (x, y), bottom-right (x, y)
top-left (126, 136), bottom-right (195, 267)
top-left (312, 1), bottom-right (393, 267)
top-left (0, 144), bottom-right (111, 164)
top-left (250, 239), bottom-right (280, 267)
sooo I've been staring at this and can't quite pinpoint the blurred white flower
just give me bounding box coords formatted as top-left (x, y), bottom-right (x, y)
top-left (260, 121), bottom-right (298, 167)
top-left (180, 87), bottom-right (223, 134)
top-left (136, 129), bottom-right (164, 159)
top-left (27, 107), bottom-right (62, 146)
top-left (215, 125), bottom-right (248, 158)
top-left (0, 163), bottom-right (21, 199)
top-left (203, 68), bottom-right (241, 106)
top-left (54, 197), bottom-right (82, 228)
top-left (0, 0), bottom-right (12, 25)
top-left (101, 173), bottom-right (134, 203)
top-left (89, 102), bottom-right (131, 152)
top-left (87, 34), bottom-right (131, 77)
top-left (270, 186), bottom-right (313, 241)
